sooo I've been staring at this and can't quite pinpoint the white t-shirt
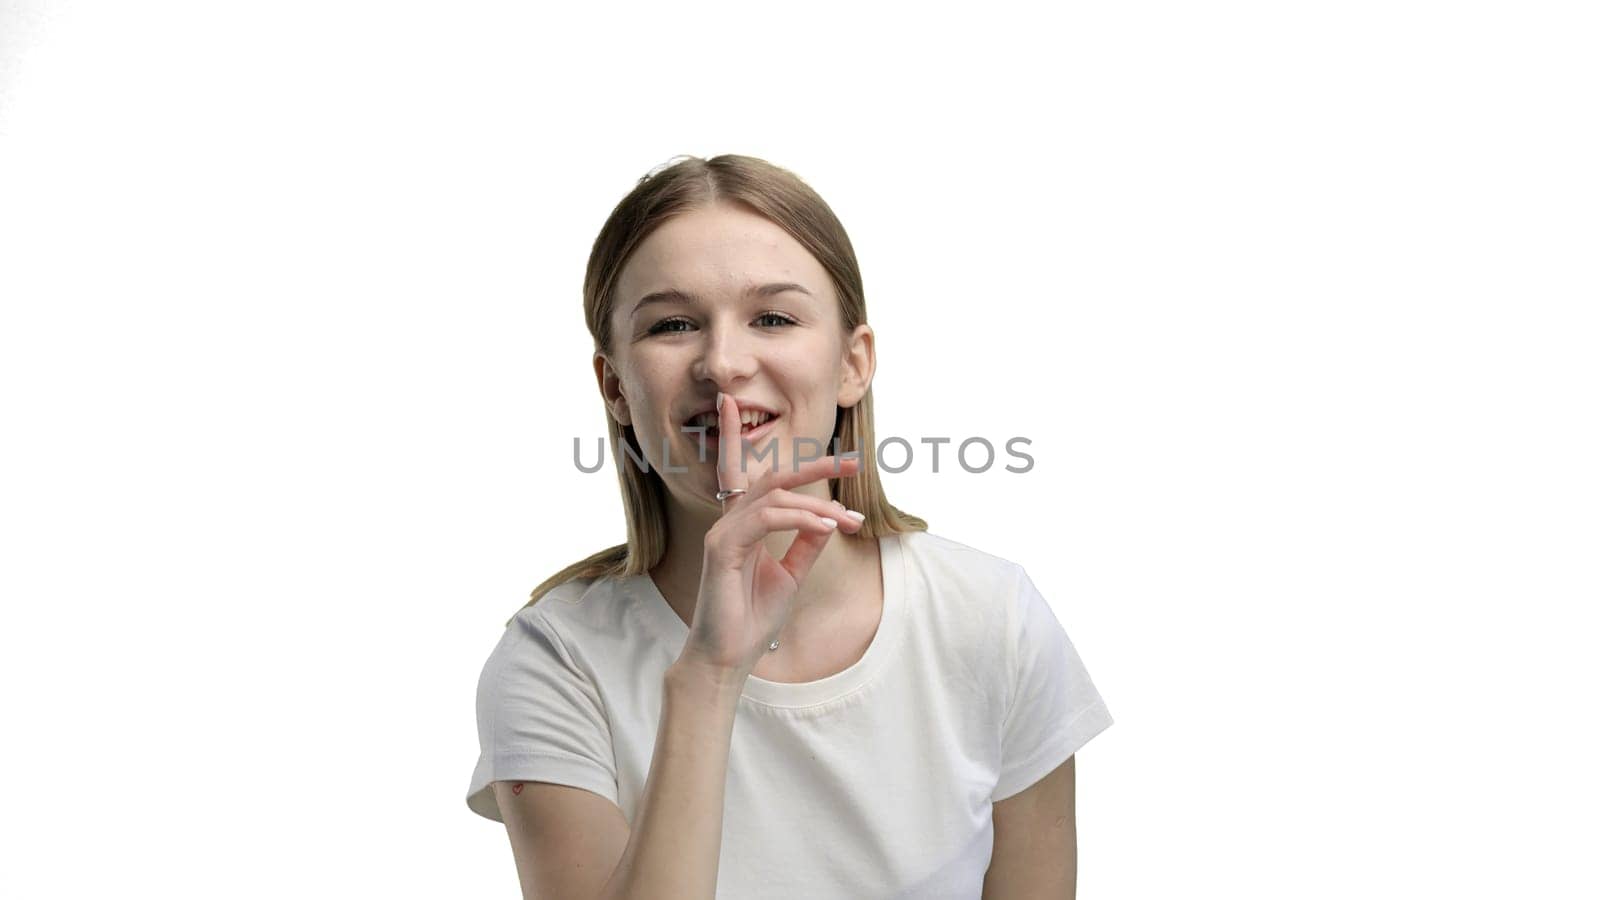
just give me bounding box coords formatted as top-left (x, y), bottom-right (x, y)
top-left (466, 530), bottom-right (1113, 898)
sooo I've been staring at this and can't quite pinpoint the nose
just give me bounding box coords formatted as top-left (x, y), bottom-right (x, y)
top-left (691, 319), bottom-right (758, 388)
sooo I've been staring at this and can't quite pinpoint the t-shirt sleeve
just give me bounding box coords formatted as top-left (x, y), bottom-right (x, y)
top-left (465, 606), bottom-right (619, 823)
top-left (991, 566), bottom-right (1114, 802)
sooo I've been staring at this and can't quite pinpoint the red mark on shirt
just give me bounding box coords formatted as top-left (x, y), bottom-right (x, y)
top-left (511, 783), bottom-right (523, 795)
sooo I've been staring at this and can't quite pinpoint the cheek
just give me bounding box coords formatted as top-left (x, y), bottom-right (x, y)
top-left (621, 364), bottom-right (683, 422)
top-left (777, 370), bottom-right (843, 426)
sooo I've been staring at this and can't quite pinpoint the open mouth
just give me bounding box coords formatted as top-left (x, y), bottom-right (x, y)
top-left (682, 409), bottom-right (781, 442)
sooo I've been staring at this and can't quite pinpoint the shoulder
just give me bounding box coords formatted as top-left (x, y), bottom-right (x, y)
top-left (481, 574), bottom-right (645, 677)
top-left (473, 576), bottom-right (648, 725)
top-left (507, 574), bottom-right (636, 639)
top-left (896, 529), bottom-right (1029, 595)
top-left (892, 529), bottom-right (1033, 658)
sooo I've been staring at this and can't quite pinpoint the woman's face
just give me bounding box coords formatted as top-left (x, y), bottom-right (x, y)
top-left (596, 202), bottom-right (874, 510)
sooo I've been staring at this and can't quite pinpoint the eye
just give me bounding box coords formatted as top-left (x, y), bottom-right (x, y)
top-left (646, 316), bottom-right (694, 335)
top-left (755, 311), bottom-right (798, 328)
top-left (645, 312), bottom-right (796, 336)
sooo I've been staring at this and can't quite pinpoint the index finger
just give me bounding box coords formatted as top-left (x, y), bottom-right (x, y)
top-left (715, 392), bottom-right (750, 508)
top-left (757, 453), bottom-right (863, 496)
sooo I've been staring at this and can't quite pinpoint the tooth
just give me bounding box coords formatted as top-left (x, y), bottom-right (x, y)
top-left (689, 408), bottom-right (778, 430)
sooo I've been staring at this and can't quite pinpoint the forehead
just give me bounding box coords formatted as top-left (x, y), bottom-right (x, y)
top-left (614, 203), bottom-right (834, 314)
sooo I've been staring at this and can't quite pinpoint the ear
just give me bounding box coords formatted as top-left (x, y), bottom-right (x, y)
top-left (836, 323), bottom-right (876, 408)
top-left (594, 352), bottom-right (632, 426)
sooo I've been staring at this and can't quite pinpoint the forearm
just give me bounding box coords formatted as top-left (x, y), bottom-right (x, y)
top-left (598, 657), bottom-right (745, 900)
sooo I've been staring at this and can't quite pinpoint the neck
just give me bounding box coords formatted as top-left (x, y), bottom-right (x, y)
top-left (649, 481), bottom-right (869, 628)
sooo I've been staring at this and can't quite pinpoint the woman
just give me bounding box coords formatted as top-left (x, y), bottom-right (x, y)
top-left (466, 154), bottom-right (1114, 898)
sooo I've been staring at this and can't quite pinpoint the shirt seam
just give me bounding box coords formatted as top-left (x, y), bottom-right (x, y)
top-left (535, 607), bottom-right (619, 766)
top-left (484, 616), bottom-right (533, 770)
top-left (994, 697), bottom-right (1111, 799)
top-left (1005, 698), bottom-right (1109, 773)
top-left (995, 563), bottom-right (1027, 738)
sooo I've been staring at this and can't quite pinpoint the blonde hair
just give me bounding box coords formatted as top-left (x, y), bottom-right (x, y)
top-left (508, 154), bottom-right (926, 624)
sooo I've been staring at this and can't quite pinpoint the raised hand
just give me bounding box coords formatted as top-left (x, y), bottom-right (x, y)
top-left (679, 392), bottom-right (865, 676)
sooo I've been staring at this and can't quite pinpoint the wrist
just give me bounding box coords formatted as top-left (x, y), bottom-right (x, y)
top-left (667, 653), bottom-right (749, 701)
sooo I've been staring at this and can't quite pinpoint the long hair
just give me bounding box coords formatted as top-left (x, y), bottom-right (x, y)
top-left (509, 154), bottom-right (926, 623)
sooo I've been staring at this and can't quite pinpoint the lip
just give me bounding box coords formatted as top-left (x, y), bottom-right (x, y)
top-left (680, 397), bottom-right (780, 424)
top-left (730, 412), bottom-right (782, 449)
top-left (679, 410), bottom-right (783, 457)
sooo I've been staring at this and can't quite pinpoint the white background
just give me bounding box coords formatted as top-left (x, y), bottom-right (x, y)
top-left (2, 1), bottom-right (1596, 897)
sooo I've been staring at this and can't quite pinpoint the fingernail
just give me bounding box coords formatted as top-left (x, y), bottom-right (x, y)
top-left (843, 509), bottom-right (866, 522)
top-left (716, 390), bottom-right (723, 409)
top-left (820, 517), bottom-right (838, 529)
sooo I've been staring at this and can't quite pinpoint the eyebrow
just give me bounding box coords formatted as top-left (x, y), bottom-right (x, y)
top-left (629, 282), bottom-right (815, 318)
